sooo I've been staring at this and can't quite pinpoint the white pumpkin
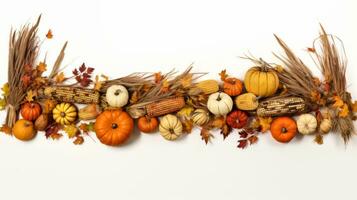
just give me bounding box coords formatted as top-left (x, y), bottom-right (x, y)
top-left (297, 114), bottom-right (317, 135)
top-left (159, 114), bottom-right (183, 141)
top-left (319, 118), bottom-right (332, 134)
top-left (106, 85), bottom-right (129, 108)
top-left (207, 92), bottom-right (233, 116)
top-left (192, 109), bottom-right (210, 126)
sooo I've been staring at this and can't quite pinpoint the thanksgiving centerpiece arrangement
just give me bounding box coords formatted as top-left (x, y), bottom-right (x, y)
top-left (1, 16), bottom-right (356, 148)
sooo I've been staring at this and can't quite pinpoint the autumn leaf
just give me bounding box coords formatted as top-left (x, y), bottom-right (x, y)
top-left (238, 129), bottom-right (249, 138)
top-left (248, 135), bottom-right (258, 144)
top-left (182, 119), bottom-right (193, 134)
top-left (64, 125), bottom-right (79, 138)
top-left (307, 47), bottom-right (316, 53)
top-left (332, 96), bottom-right (344, 108)
top-left (73, 136), bottom-right (84, 145)
top-left (353, 101), bottom-right (357, 113)
top-left (129, 91), bottom-right (139, 104)
top-left (154, 72), bottom-right (163, 84)
top-left (180, 74), bottom-right (193, 88)
top-left (160, 80), bottom-right (170, 93)
top-left (46, 29), bottom-right (53, 39)
top-left (26, 90), bottom-right (36, 102)
top-left (0, 98), bottom-right (6, 110)
top-left (314, 134), bottom-right (323, 145)
top-left (200, 128), bottom-right (213, 145)
top-left (1, 83), bottom-right (9, 96)
top-left (219, 70), bottom-right (228, 81)
top-left (311, 90), bottom-right (321, 103)
top-left (177, 106), bottom-right (194, 119)
top-left (43, 99), bottom-right (57, 113)
top-left (249, 118), bottom-right (261, 130)
top-left (220, 124), bottom-right (232, 140)
top-left (339, 103), bottom-right (349, 118)
top-left (258, 117), bottom-right (272, 133)
top-left (21, 75), bottom-right (31, 87)
top-left (45, 124), bottom-right (62, 140)
top-left (210, 116), bottom-right (225, 129)
top-left (36, 62), bottom-right (47, 73)
top-left (93, 74), bottom-right (108, 91)
top-left (312, 77), bottom-right (321, 87)
top-left (237, 140), bottom-right (248, 149)
top-left (54, 72), bottom-right (66, 83)
top-left (0, 124), bottom-right (12, 135)
top-left (274, 65), bottom-right (284, 73)
top-left (79, 122), bottom-right (95, 134)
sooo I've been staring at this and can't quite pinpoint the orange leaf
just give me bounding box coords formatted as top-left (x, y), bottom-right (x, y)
top-left (248, 135), bottom-right (258, 144)
top-left (50, 133), bottom-right (62, 140)
top-left (182, 119), bottom-right (193, 134)
top-left (332, 96), bottom-right (344, 108)
top-left (210, 116), bottom-right (225, 129)
top-left (180, 74), bottom-right (193, 88)
top-left (258, 117), bottom-right (272, 133)
top-left (339, 103), bottom-right (349, 118)
top-left (36, 62), bottom-right (47, 73)
top-left (219, 70), bottom-right (228, 81)
top-left (0, 124), bottom-right (12, 135)
top-left (43, 99), bottom-right (57, 114)
top-left (154, 72), bottom-right (163, 84)
top-left (46, 29), bottom-right (53, 39)
top-left (21, 75), bottom-right (31, 87)
top-left (200, 128), bottom-right (213, 145)
top-left (160, 80), bottom-right (170, 93)
top-left (54, 72), bottom-right (66, 84)
top-left (311, 90), bottom-right (321, 103)
top-left (220, 124), bottom-right (232, 140)
top-left (73, 136), bottom-right (84, 145)
top-left (307, 47), bottom-right (316, 53)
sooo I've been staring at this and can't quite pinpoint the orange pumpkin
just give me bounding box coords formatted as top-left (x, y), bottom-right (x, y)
top-left (223, 78), bottom-right (243, 96)
top-left (226, 110), bottom-right (248, 129)
top-left (21, 102), bottom-right (42, 121)
top-left (94, 109), bottom-right (134, 146)
top-left (13, 119), bottom-right (36, 141)
top-left (270, 117), bottom-right (297, 143)
top-left (138, 116), bottom-right (158, 133)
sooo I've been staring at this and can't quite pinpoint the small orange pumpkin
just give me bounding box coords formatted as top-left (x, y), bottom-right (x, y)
top-left (21, 102), bottom-right (42, 121)
top-left (94, 109), bottom-right (134, 146)
top-left (13, 119), bottom-right (36, 141)
top-left (138, 116), bottom-right (158, 133)
top-left (226, 110), bottom-right (248, 129)
top-left (223, 78), bottom-right (243, 96)
top-left (270, 117), bottom-right (297, 143)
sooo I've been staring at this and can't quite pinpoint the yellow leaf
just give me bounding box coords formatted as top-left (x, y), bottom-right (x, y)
top-left (177, 106), bottom-right (194, 119)
top-left (36, 62), bottom-right (47, 73)
top-left (26, 90), bottom-right (36, 102)
top-left (311, 90), bottom-right (321, 103)
top-left (54, 72), bottom-right (66, 83)
top-left (339, 103), bottom-right (349, 118)
top-left (352, 101), bottom-right (357, 113)
top-left (180, 74), bottom-right (193, 88)
top-left (258, 117), bottom-right (273, 133)
top-left (332, 96), bottom-right (344, 108)
top-left (64, 125), bottom-right (79, 138)
top-left (46, 29), bottom-right (53, 39)
top-left (93, 74), bottom-right (108, 91)
top-left (160, 80), bottom-right (170, 93)
top-left (0, 98), bottom-right (6, 110)
top-left (274, 65), bottom-right (284, 73)
top-left (1, 83), bottom-right (9, 96)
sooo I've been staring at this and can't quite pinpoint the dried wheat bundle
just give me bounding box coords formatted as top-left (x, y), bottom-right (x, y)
top-left (6, 16), bottom-right (41, 128)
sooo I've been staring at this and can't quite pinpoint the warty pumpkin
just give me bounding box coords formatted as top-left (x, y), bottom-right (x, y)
top-left (52, 103), bottom-right (77, 125)
top-left (244, 65), bottom-right (279, 97)
top-left (296, 114), bottom-right (317, 135)
top-left (106, 85), bottom-right (129, 108)
top-left (94, 109), bottom-right (134, 146)
top-left (192, 109), bottom-right (210, 126)
top-left (159, 114), bottom-right (183, 141)
top-left (227, 110), bottom-right (249, 129)
top-left (13, 119), bottom-right (36, 141)
top-left (21, 102), bottom-right (42, 121)
top-left (235, 93), bottom-right (259, 111)
top-left (270, 117), bottom-right (297, 143)
top-left (138, 116), bottom-right (159, 133)
top-left (207, 92), bottom-right (233, 116)
top-left (223, 78), bottom-right (243, 96)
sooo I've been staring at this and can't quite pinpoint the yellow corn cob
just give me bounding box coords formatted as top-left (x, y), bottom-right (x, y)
top-left (257, 97), bottom-right (306, 117)
top-left (42, 86), bottom-right (100, 104)
top-left (146, 97), bottom-right (186, 117)
top-left (195, 80), bottom-right (219, 94)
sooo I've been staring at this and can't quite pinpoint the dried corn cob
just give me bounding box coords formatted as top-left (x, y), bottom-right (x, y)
top-left (146, 97), bottom-right (185, 117)
top-left (41, 86), bottom-right (100, 104)
top-left (257, 97), bottom-right (306, 117)
top-left (195, 80), bottom-right (219, 94)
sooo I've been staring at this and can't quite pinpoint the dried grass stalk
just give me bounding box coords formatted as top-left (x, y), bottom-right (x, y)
top-left (6, 16), bottom-right (41, 128)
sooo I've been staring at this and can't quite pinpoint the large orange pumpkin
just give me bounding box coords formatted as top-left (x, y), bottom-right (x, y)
top-left (94, 109), bottom-right (134, 146)
top-left (226, 110), bottom-right (248, 129)
top-left (270, 117), bottom-right (297, 143)
top-left (138, 116), bottom-right (158, 133)
top-left (21, 102), bottom-right (42, 121)
top-left (223, 78), bottom-right (243, 96)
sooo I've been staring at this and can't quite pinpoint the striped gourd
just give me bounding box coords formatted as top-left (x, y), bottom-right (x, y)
top-left (257, 97), bottom-right (306, 117)
top-left (42, 86), bottom-right (100, 104)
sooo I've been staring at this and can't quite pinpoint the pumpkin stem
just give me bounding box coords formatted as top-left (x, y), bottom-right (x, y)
top-left (60, 112), bottom-right (66, 117)
top-left (114, 89), bottom-right (122, 96)
top-left (112, 123), bottom-right (118, 129)
top-left (281, 127), bottom-right (287, 133)
top-left (216, 93), bottom-right (222, 101)
top-left (169, 128), bottom-right (174, 134)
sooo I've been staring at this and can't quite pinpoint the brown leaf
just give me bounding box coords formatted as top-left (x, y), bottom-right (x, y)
top-left (314, 135), bottom-right (323, 145)
top-left (26, 90), bottom-right (36, 102)
top-left (182, 119), bottom-right (193, 134)
top-left (258, 117), bottom-right (272, 133)
top-left (210, 116), bottom-right (225, 129)
top-left (339, 103), bottom-right (349, 118)
top-left (54, 72), bottom-right (66, 83)
top-left (73, 136), bottom-right (84, 145)
top-left (219, 70), bottom-right (228, 81)
top-left (129, 91), bottom-right (140, 104)
top-left (36, 62), bottom-right (47, 73)
top-left (45, 124), bottom-right (62, 140)
top-left (46, 29), bottom-right (53, 39)
top-left (332, 96), bottom-right (344, 108)
top-left (79, 122), bottom-right (95, 134)
top-left (0, 124), bottom-right (12, 135)
top-left (220, 124), bottom-right (232, 140)
top-left (21, 75), bottom-right (31, 87)
top-left (311, 90), bottom-right (321, 103)
top-left (154, 72), bottom-right (163, 84)
top-left (248, 135), bottom-right (258, 144)
top-left (43, 99), bottom-right (57, 114)
top-left (237, 140), bottom-right (248, 149)
top-left (200, 128), bottom-right (213, 145)
top-left (353, 101), bottom-right (357, 113)
top-left (307, 47), bottom-right (316, 52)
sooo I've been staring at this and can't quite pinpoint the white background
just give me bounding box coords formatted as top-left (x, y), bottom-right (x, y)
top-left (0, 0), bottom-right (357, 200)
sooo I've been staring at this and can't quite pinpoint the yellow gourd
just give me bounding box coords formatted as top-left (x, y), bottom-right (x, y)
top-left (53, 103), bottom-right (77, 125)
top-left (244, 65), bottom-right (279, 97)
top-left (235, 93), bottom-right (259, 111)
